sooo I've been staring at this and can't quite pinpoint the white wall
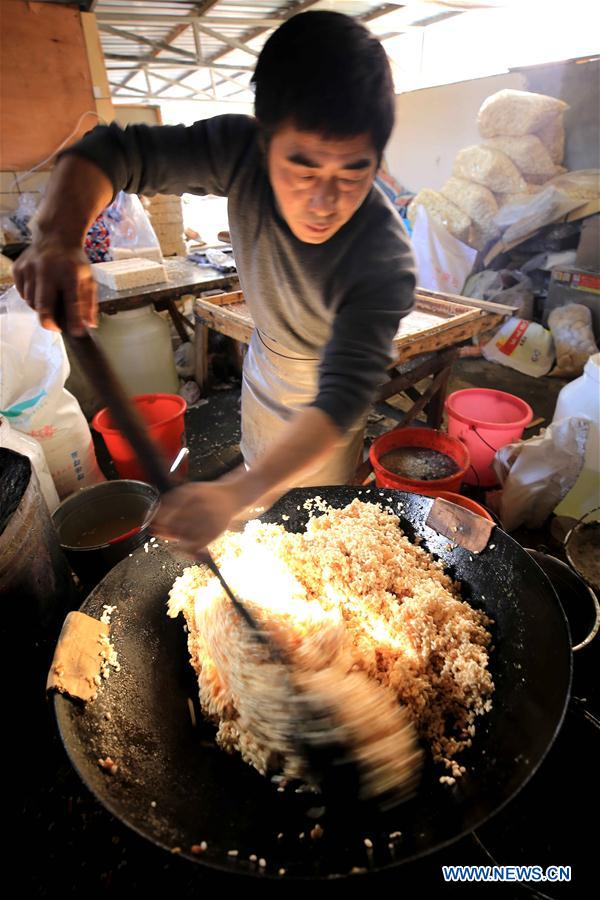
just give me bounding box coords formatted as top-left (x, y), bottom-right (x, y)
top-left (385, 72), bottom-right (525, 194)
top-left (385, 56), bottom-right (600, 196)
top-left (159, 99), bottom-right (253, 127)
top-left (113, 105), bottom-right (162, 127)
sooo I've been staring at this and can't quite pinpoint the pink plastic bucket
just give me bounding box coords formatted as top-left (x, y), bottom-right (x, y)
top-left (445, 389), bottom-right (533, 487)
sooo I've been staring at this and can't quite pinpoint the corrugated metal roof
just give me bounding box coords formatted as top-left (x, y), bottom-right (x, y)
top-left (88, 1), bottom-right (468, 102)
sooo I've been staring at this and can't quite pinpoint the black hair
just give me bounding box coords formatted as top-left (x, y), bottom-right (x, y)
top-left (252, 11), bottom-right (395, 161)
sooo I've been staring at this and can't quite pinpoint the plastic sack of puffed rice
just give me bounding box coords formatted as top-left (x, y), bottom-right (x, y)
top-left (548, 304), bottom-right (599, 378)
top-left (478, 89), bottom-right (568, 138)
top-left (535, 113), bottom-right (565, 165)
top-left (453, 146), bottom-right (527, 194)
top-left (407, 188), bottom-right (471, 243)
top-left (441, 176), bottom-right (499, 246)
top-left (484, 135), bottom-right (558, 179)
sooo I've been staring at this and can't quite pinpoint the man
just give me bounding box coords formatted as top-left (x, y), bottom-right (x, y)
top-left (15, 11), bottom-right (415, 553)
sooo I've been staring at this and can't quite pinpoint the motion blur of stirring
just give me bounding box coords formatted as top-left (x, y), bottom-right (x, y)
top-left (60, 318), bottom-right (422, 805)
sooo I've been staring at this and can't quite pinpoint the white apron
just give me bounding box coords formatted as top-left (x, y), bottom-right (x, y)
top-left (240, 330), bottom-right (365, 487)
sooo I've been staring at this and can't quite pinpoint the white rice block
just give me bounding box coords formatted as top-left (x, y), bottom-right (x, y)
top-left (150, 210), bottom-right (183, 229)
top-left (111, 246), bottom-right (163, 263)
top-left (135, 246), bottom-right (163, 263)
top-left (110, 247), bottom-right (134, 260)
top-left (155, 232), bottom-right (186, 246)
top-left (148, 193), bottom-right (182, 206)
top-left (92, 258), bottom-right (168, 290)
top-left (153, 221), bottom-right (184, 234)
top-left (160, 244), bottom-right (187, 257)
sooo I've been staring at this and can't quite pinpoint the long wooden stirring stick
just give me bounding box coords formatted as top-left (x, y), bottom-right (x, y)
top-left (61, 325), bottom-right (273, 650)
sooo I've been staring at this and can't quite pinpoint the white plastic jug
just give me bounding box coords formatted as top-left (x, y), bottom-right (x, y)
top-left (553, 352), bottom-right (600, 520)
top-left (96, 305), bottom-right (180, 397)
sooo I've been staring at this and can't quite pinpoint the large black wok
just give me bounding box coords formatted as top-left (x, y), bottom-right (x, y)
top-left (54, 487), bottom-right (572, 879)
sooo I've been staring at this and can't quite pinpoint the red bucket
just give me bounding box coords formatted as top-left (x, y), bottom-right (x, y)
top-left (369, 427), bottom-right (470, 495)
top-left (93, 393), bottom-right (187, 481)
top-left (445, 388), bottom-right (533, 487)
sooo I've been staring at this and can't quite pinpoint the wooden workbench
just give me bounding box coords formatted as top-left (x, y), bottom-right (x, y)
top-left (192, 287), bottom-right (513, 482)
top-left (194, 288), bottom-right (512, 390)
top-left (97, 256), bottom-right (239, 341)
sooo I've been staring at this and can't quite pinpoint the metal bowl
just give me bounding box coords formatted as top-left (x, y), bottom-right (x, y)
top-left (52, 479), bottom-right (159, 590)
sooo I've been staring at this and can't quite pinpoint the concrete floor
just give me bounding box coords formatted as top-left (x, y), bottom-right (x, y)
top-left (94, 357), bottom-right (567, 485)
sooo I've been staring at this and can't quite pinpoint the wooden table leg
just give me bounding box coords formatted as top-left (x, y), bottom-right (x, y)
top-left (426, 361), bottom-right (454, 428)
top-left (166, 299), bottom-right (193, 344)
top-left (194, 318), bottom-right (210, 394)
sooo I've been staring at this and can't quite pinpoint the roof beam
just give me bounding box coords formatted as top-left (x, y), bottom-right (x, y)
top-left (203, 0), bottom-right (322, 69)
top-left (96, 15), bottom-right (287, 27)
top-left (99, 24), bottom-right (197, 60)
top-left (195, 23), bottom-right (260, 58)
top-left (144, 0), bottom-right (321, 103)
top-left (104, 55), bottom-right (254, 72)
top-left (109, 0), bottom-right (220, 95)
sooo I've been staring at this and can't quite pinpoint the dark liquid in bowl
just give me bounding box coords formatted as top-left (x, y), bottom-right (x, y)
top-left (380, 447), bottom-right (459, 481)
top-left (58, 494), bottom-right (151, 548)
top-left (67, 514), bottom-right (144, 547)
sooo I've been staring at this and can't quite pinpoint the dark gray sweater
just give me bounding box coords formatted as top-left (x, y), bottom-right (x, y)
top-left (66, 114), bottom-right (415, 429)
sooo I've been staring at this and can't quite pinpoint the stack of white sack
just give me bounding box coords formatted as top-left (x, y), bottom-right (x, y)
top-left (408, 89), bottom-right (573, 252)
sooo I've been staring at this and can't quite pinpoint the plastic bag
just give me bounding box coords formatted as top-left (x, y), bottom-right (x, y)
top-left (174, 340), bottom-right (195, 378)
top-left (410, 205), bottom-right (477, 294)
top-left (477, 89), bottom-right (568, 138)
top-left (0, 415), bottom-right (59, 512)
top-left (2, 191), bottom-right (40, 241)
top-left (495, 184), bottom-right (542, 208)
top-left (453, 146), bottom-right (527, 194)
top-left (493, 185), bottom-right (584, 244)
top-left (491, 416), bottom-right (590, 530)
top-left (0, 286), bottom-right (104, 498)
top-left (104, 192), bottom-right (162, 262)
top-left (482, 316), bottom-right (554, 377)
top-left (463, 269), bottom-right (534, 319)
top-left (548, 304), bottom-right (599, 378)
top-left (548, 169), bottom-right (600, 202)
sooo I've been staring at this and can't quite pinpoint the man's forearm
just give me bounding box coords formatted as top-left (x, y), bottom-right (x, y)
top-left (34, 155), bottom-right (114, 247)
top-left (228, 407), bottom-right (343, 510)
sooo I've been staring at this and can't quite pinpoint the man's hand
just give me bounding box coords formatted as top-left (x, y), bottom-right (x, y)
top-left (14, 241), bottom-right (97, 336)
top-left (13, 154), bottom-right (114, 335)
top-left (152, 480), bottom-right (242, 556)
top-left (152, 408), bottom-right (343, 554)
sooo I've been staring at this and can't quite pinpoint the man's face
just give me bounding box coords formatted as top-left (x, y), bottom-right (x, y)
top-left (266, 123), bottom-right (378, 244)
